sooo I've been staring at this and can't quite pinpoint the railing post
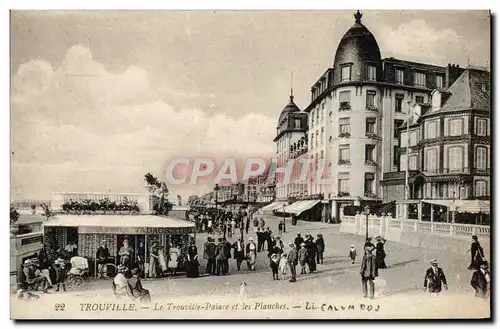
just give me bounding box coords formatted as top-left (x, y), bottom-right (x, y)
top-left (414, 221), bottom-right (418, 232)
top-left (472, 226), bottom-right (477, 236)
top-left (449, 224), bottom-right (454, 236)
top-left (431, 222), bottom-right (435, 233)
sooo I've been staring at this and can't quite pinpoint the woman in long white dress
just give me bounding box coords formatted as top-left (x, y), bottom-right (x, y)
top-left (158, 245), bottom-right (168, 275)
top-left (148, 242), bottom-right (159, 278)
top-left (168, 244), bottom-right (180, 277)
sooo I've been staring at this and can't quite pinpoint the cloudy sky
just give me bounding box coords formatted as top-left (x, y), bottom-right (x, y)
top-left (10, 10), bottom-right (490, 201)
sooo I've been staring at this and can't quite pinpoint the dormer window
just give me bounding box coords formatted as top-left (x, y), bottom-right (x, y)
top-left (435, 75), bottom-right (443, 89)
top-left (413, 71), bottom-right (426, 88)
top-left (367, 65), bottom-right (376, 81)
top-left (341, 65), bottom-right (352, 82)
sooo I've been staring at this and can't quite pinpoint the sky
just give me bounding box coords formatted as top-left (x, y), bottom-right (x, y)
top-left (10, 10), bottom-right (490, 201)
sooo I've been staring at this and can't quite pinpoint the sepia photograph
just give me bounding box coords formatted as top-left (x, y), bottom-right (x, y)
top-left (9, 9), bottom-right (491, 320)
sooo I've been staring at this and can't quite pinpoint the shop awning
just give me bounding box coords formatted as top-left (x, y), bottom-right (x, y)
top-left (260, 201), bottom-right (287, 212)
top-left (43, 214), bottom-right (196, 235)
top-left (422, 199), bottom-right (490, 214)
top-left (283, 200), bottom-right (321, 215)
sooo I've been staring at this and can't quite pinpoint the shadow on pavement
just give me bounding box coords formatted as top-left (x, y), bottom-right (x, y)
top-left (388, 259), bottom-right (420, 269)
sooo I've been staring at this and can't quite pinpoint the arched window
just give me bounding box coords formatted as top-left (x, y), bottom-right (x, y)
top-left (448, 147), bottom-right (463, 172)
top-left (475, 180), bottom-right (488, 197)
top-left (476, 146), bottom-right (487, 170)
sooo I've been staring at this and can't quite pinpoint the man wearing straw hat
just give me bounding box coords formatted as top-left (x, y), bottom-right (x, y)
top-left (424, 259), bottom-right (448, 294)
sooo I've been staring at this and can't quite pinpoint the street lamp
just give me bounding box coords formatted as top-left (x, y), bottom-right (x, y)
top-left (282, 204), bottom-right (287, 233)
top-left (451, 184), bottom-right (466, 223)
top-left (364, 205), bottom-right (370, 240)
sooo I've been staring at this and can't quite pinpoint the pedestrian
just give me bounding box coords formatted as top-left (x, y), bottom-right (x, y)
top-left (316, 234), bottom-right (325, 265)
top-left (246, 237), bottom-right (257, 271)
top-left (207, 218), bottom-right (213, 235)
top-left (126, 268), bottom-right (151, 303)
top-left (278, 221), bottom-right (284, 236)
top-left (253, 218), bottom-right (259, 233)
top-left (168, 243), bottom-right (180, 277)
top-left (360, 245), bottom-right (378, 299)
top-left (349, 244), bottom-right (357, 264)
top-left (215, 238), bottom-right (227, 275)
top-left (468, 235), bottom-right (484, 270)
top-left (231, 219), bottom-right (236, 235)
top-left (224, 238), bottom-right (232, 275)
top-left (279, 253), bottom-right (288, 280)
top-left (287, 243), bottom-right (298, 282)
top-left (232, 238), bottom-right (246, 271)
top-left (298, 243), bottom-right (308, 274)
top-left (268, 234), bottom-right (277, 254)
top-left (257, 228), bottom-right (264, 252)
top-left (270, 252), bottom-right (280, 280)
top-left (188, 239), bottom-right (198, 261)
top-left (148, 241), bottom-right (160, 278)
top-left (305, 235), bottom-right (317, 273)
top-left (424, 259), bottom-right (448, 294)
top-left (470, 261), bottom-right (490, 299)
top-left (203, 237), bottom-right (216, 275)
top-left (375, 236), bottom-right (387, 269)
top-left (96, 240), bottom-right (110, 278)
top-left (294, 233), bottom-right (304, 249)
top-left (275, 236), bottom-right (284, 254)
top-left (245, 215), bottom-right (250, 234)
top-left (52, 257), bottom-right (67, 292)
top-left (364, 237), bottom-right (375, 250)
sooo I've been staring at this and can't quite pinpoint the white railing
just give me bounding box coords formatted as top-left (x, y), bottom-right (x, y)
top-left (341, 214), bottom-right (490, 238)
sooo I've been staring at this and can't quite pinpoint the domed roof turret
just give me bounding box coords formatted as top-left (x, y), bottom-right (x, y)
top-left (278, 94), bottom-right (300, 124)
top-left (333, 11), bottom-right (382, 84)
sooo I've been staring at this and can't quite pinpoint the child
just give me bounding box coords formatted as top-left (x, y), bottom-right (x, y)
top-left (349, 245), bottom-right (357, 264)
top-left (270, 253), bottom-right (280, 280)
top-left (279, 253), bottom-right (288, 280)
top-left (53, 257), bottom-right (67, 292)
top-left (298, 243), bottom-right (308, 274)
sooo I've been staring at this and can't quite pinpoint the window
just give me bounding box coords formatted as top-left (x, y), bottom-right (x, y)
top-left (341, 65), bottom-right (351, 82)
top-left (310, 134), bottom-right (314, 149)
top-left (311, 110), bottom-right (315, 125)
top-left (394, 119), bottom-right (404, 138)
top-left (338, 173), bottom-right (350, 193)
top-left (476, 119), bottom-right (487, 136)
top-left (448, 147), bottom-right (463, 172)
top-left (367, 65), bottom-right (376, 81)
top-left (426, 121), bottom-right (438, 139)
top-left (366, 118), bottom-right (376, 134)
top-left (449, 119), bottom-right (463, 136)
top-left (320, 105), bottom-right (324, 121)
top-left (339, 118), bottom-right (350, 136)
top-left (413, 72), bottom-right (426, 87)
top-left (366, 91), bottom-right (376, 107)
top-left (316, 108), bottom-right (319, 120)
top-left (320, 127), bottom-right (324, 144)
top-left (395, 68), bottom-right (404, 84)
top-left (393, 146), bottom-right (400, 167)
top-left (415, 95), bottom-right (425, 104)
top-left (315, 131), bottom-right (319, 147)
top-left (339, 91), bottom-right (351, 106)
top-left (339, 144), bottom-right (350, 161)
top-left (294, 119), bottom-right (301, 129)
top-left (435, 75), bottom-right (443, 89)
top-left (425, 148), bottom-right (438, 172)
top-left (364, 173), bottom-right (374, 194)
top-left (365, 145), bottom-right (375, 161)
top-left (410, 131), bottom-right (418, 146)
top-left (409, 155), bottom-right (417, 170)
top-left (476, 147), bottom-right (487, 170)
top-left (320, 150), bottom-right (324, 160)
top-left (475, 180), bottom-right (488, 197)
top-left (395, 94), bottom-right (404, 112)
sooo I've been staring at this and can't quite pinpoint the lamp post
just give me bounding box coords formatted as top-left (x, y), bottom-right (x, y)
top-left (364, 205), bottom-right (370, 241)
top-left (282, 204), bottom-right (287, 233)
top-left (214, 184), bottom-right (223, 238)
top-left (451, 183), bottom-right (466, 224)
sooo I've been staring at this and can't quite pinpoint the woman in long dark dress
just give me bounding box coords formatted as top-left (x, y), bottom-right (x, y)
top-left (468, 235), bottom-right (484, 270)
top-left (375, 237), bottom-right (387, 269)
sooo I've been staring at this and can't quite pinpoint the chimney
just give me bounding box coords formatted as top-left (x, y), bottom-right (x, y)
top-left (446, 63), bottom-right (466, 89)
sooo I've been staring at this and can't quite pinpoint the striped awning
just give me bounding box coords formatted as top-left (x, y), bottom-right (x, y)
top-left (422, 199), bottom-right (490, 214)
top-left (260, 201), bottom-right (287, 212)
top-left (283, 200), bottom-right (321, 215)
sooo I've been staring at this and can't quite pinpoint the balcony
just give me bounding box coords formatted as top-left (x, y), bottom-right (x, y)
top-left (364, 160), bottom-right (377, 167)
top-left (365, 132), bottom-right (381, 140)
top-left (365, 105), bottom-right (378, 113)
top-left (338, 132), bottom-right (351, 138)
top-left (337, 160), bottom-right (351, 166)
top-left (424, 168), bottom-right (471, 175)
top-left (338, 104), bottom-right (352, 111)
top-left (364, 191), bottom-right (378, 198)
top-left (337, 192), bottom-right (351, 198)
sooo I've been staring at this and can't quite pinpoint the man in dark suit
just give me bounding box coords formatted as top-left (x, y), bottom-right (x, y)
top-left (232, 238), bottom-right (245, 271)
top-left (424, 259), bottom-right (448, 294)
top-left (215, 239), bottom-right (227, 276)
top-left (223, 238), bottom-right (232, 275)
top-left (294, 233), bottom-right (304, 250)
top-left (204, 237), bottom-right (216, 275)
top-left (126, 268), bottom-right (151, 303)
top-left (287, 243), bottom-right (298, 283)
top-left (360, 245), bottom-right (378, 299)
top-left (471, 261), bottom-right (490, 299)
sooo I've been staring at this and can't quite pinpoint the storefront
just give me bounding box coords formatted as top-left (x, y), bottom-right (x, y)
top-left (42, 214), bottom-right (196, 277)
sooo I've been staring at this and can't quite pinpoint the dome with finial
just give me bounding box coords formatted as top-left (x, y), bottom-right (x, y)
top-left (332, 10), bottom-right (382, 84)
top-left (278, 92), bottom-right (301, 125)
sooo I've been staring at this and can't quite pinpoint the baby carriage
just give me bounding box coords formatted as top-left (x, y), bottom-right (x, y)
top-left (66, 256), bottom-right (89, 290)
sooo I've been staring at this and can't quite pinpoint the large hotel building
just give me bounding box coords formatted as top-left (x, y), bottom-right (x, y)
top-left (272, 11), bottom-right (490, 223)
